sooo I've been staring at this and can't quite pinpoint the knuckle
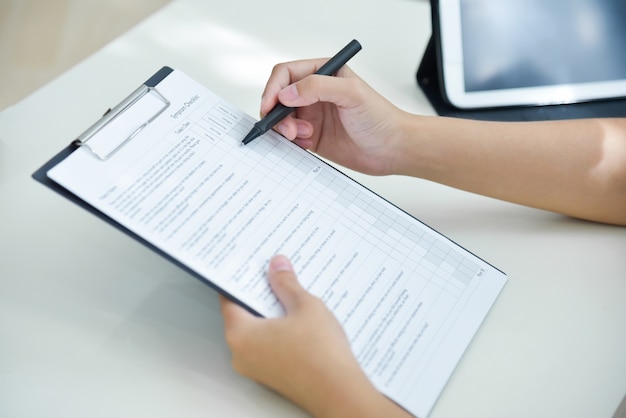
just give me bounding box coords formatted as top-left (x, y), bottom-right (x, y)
top-left (271, 62), bottom-right (287, 73)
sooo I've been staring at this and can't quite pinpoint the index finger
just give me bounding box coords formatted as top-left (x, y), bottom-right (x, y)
top-left (260, 58), bottom-right (332, 116)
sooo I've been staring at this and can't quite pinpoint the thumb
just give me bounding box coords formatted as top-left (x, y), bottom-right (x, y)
top-left (268, 255), bottom-right (309, 314)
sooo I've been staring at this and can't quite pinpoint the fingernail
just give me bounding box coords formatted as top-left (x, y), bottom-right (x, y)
top-left (296, 121), bottom-right (311, 138)
top-left (277, 123), bottom-right (288, 137)
top-left (279, 84), bottom-right (299, 101)
top-left (259, 95), bottom-right (269, 116)
top-left (270, 255), bottom-right (293, 273)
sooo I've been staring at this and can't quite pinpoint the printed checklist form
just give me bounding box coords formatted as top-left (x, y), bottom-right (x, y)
top-left (38, 68), bottom-right (507, 418)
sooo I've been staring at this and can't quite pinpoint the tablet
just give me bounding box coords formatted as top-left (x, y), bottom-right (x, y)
top-left (436, 0), bottom-right (626, 109)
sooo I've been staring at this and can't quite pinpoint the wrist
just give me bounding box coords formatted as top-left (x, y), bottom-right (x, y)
top-left (306, 369), bottom-right (410, 418)
top-left (391, 113), bottom-right (434, 178)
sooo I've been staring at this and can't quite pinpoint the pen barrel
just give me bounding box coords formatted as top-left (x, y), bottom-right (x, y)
top-left (315, 39), bottom-right (362, 76)
top-left (255, 103), bottom-right (293, 132)
top-left (244, 39), bottom-right (362, 144)
top-left (259, 40), bottom-right (362, 130)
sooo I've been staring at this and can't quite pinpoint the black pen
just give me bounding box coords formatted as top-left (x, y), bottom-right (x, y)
top-left (241, 39), bottom-right (362, 145)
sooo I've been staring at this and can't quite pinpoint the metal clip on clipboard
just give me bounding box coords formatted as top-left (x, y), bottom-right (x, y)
top-left (75, 85), bottom-right (170, 160)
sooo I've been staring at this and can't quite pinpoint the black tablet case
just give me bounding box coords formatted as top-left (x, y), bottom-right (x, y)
top-left (417, 1), bottom-right (626, 122)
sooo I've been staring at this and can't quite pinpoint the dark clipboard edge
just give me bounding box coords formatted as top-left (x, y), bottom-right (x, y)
top-left (31, 65), bottom-right (263, 318)
top-left (31, 65), bottom-right (506, 323)
top-left (145, 66), bottom-right (175, 88)
top-left (420, 0), bottom-right (626, 121)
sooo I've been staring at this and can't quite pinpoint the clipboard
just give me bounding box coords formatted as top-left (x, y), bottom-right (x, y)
top-left (31, 66), bottom-right (252, 313)
top-left (32, 66), bottom-right (507, 418)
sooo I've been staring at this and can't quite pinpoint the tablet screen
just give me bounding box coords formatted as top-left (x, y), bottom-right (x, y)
top-left (461, 0), bottom-right (626, 92)
top-left (439, 0), bottom-right (626, 108)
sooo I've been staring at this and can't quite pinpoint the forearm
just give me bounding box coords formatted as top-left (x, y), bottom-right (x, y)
top-left (394, 115), bottom-right (626, 225)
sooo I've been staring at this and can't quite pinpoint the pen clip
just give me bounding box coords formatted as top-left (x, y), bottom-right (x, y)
top-left (76, 85), bottom-right (170, 160)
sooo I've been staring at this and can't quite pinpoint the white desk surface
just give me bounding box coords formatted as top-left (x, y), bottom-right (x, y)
top-left (1, 0), bottom-right (625, 417)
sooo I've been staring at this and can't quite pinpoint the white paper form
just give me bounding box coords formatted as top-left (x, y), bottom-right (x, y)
top-left (48, 69), bottom-right (507, 417)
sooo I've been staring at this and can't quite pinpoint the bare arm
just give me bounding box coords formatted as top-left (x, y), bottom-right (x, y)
top-left (395, 116), bottom-right (626, 225)
top-left (263, 59), bottom-right (626, 225)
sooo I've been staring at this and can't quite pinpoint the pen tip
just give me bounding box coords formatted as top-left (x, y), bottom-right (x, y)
top-left (242, 127), bottom-right (262, 145)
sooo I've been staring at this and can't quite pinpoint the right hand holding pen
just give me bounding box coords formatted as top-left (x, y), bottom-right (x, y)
top-left (260, 59), bottom-right (408, 176)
